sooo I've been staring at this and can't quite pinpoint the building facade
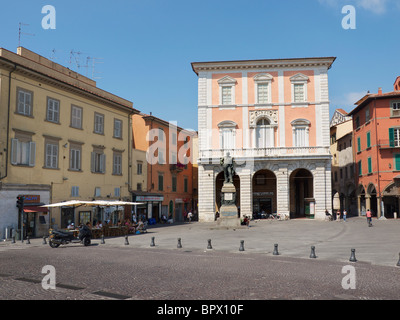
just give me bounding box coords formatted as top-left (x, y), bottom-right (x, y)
top-left (0, 47), bottom-right (139, 239)
top-left (132, 113), bottom-right (195, 222)
top-left (192, 57), bottom-right (336, 221)
top-left (330, 109), bottom-right (357, 215)
top-left (348, 82), bottom-right (400, 219)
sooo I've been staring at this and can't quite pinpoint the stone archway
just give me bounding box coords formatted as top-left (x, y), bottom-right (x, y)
top-left (252, 169), bottom-right (277, 218)
top-left (289, 168), bottom-right (314, 218)
top-left (382, 182), bottom-right (400, 218)
top-left (357, 184), bottom-right (366, 216)
top-left (367, 183), bottom-right (378, 217)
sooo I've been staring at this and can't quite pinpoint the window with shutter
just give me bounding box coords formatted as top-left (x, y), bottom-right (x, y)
top-left (91, 150), bottom-right (105, 173)
top-left (366, 132), bottom-right (371, 148)
top-left (17, 88), bottom-right (33, 116)
top-left (257, 83), bottom-right (269, 104)
top-left (45, 143), bottom-right (58, 169)
top-left (47, 98), bottom-right (60, 123)
top-left (368, 157), bottom-right (372, 174)
top-left (357, 137), bottom-right (361, 152)
top-left (71, 105), bottom-right (82, 129)
top-left (394, 154), bottom-right (400, 171)
top-left (11, 137), bottom-right (35, 166)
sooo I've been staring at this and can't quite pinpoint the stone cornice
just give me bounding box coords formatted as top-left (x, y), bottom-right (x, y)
top-left (191, 57), bottom-right (336, 75)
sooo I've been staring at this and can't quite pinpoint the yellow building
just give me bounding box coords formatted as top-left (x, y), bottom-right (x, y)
top-left (0, 47), bottom-right (139, 238)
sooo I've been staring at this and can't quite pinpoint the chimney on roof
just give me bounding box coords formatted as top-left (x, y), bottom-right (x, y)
top-left (378, 87), bottom-right (382, 95)
top-left (395, 77), bottom-right (400, 91)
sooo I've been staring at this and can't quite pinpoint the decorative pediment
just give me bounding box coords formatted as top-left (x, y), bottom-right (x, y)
top-left (249, 110), bottom-right (278, 127)
top-left (253, 73), bottom-right (273, 82)
top-left (217, 76), bottom-right (237, 85)
top-left (291, 118), bottom-right (311, 126)
top-left (218, 120), bottom-right (238, 128)
top-left (290, 73), bottom-right (309, 82)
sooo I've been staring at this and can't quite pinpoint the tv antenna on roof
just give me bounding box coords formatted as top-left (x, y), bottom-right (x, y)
top-left (86, 56), bottom-right (104, 80)
top-left (18, 22), bottom-right (35, 47)
top-left (69, 50), bottom-right (85, 71)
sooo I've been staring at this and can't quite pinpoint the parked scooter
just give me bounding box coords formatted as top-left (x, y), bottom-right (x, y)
top-left (48, 224), bottom-right (92, 248)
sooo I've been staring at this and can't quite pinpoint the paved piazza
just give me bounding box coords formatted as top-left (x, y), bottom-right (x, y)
top-left (0, 217), bottom-right (399, 305)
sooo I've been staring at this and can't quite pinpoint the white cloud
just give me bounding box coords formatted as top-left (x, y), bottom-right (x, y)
top-left (356, 0), bottom-right (388, 14)
top-left (331, 91), bottom-right (369, 108)
top-left (317, 0), bottom-right (395, 14)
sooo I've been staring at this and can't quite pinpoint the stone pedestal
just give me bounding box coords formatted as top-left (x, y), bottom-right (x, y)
top-left (217, 182), bottom-right (241, 228)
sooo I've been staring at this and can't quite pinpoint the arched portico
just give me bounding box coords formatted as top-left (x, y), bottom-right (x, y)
top-left (252, 169), bottom-right (277, 218)
top-left (289, 168), bottom-right (314, 218)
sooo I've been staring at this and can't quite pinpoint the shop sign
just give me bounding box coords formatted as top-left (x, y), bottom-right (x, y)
top-left (136, 196), bottom-right (164, 202)
top-left (22, 195), bottom-right (41, 203)
top-left (253, 192), bottom-right (273, 197)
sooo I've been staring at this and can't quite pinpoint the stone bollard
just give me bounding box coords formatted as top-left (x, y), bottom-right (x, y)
top-left (150, 237), bottom-right (155, 247)
top-left (26, 236), bottom-right (30, 244)
top-left (397, 253), bottom-right (400, 267)
top-left (310, 246), bottom-right (317, 258)
top-left (239, 240), bottom-right (245, 252)
top-left (124, 235), bottom-right (129, 245)
top-left (42, 236), bottom-right (47, 245)
top-left (207, 239), bottom-right (212, 250)
top-left (349, 248), bottom-right (357, 262)
top-left (273, 244), bottom-right (279, 255)
top-left (101, 235), bottom-right (105, 244)
top-left (177, 238), bottom-right (182, 249)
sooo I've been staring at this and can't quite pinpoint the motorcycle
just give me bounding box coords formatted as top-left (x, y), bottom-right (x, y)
top-left (48, 224), bottom-right (92, 248)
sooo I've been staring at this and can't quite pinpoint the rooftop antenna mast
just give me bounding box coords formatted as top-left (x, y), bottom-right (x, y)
top-left (49, 48), bottom-right (57, 61)
top-left (86, 56), bottom-right (104, 80)
top-left (69, 50), bottom-right (85, 72)
top-left (18, 22), bottom-right (35, 47)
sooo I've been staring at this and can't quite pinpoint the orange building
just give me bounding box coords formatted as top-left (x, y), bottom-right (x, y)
top-left (348, 80), bottom-right (400, 219)
top-left (192, 57), bottom-right (336, 221)
top-left (132, 113), bottom-right (195, 222)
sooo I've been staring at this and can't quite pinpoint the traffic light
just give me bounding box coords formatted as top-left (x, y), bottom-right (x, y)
top-left (16, 196), bottom-right (24, 211)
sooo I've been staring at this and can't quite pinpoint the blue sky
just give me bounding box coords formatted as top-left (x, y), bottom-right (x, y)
top-left (1, 0), bottom-right (399, 130)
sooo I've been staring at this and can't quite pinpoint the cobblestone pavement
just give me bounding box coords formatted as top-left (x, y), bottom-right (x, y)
top-left (0, 217), bottom-right (399, 302)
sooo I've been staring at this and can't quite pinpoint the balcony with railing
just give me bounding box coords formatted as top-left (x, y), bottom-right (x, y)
top-left (199, 146), bottom-right (330, 161)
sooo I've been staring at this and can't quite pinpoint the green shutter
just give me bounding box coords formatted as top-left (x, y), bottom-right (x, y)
top-left (357, 137), bottom-right (361, 152)
top-left (389, 128), bottom-right (395, 147)
top-left (358, 160), bottom-right (362, 176)
top-left (395, 154), bottom-right (400, 171)
top-left (368, 157), bottom-right (372, 174)
top-left (367, 132), bottom-right (371, 148)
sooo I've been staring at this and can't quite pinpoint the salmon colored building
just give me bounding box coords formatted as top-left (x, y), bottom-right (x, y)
top-left (132, 113), bottom-right (195, 222)
top-left (192, 57), bottom-right (336, 221)
top-left (348, 79), bottom-right (400, 219)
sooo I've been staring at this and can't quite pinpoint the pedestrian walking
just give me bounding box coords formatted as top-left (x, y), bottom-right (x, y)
top-left (343, 209), bottom-right (347, 222)
top-left (336, 210), bottom-right (341, 221)
top-left (366, 209), bottom-right (372, 226)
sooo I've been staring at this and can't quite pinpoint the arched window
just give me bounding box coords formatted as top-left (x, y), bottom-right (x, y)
top-left (256, 118), bottom-right (274, 148)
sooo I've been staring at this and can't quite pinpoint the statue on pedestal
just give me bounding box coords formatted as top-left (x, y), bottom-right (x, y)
top-left (220, 152), bottom-right (234, 184)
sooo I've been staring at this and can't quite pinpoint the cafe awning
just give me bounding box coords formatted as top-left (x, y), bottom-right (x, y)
top-left (24, 206), bottom-right (49, 213)
top-left (41, 200), bottom-right (144, 208)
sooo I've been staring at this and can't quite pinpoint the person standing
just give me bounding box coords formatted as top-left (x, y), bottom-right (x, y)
top-left (366, 209), bottom-right (372, 226)
top-left (336, 210), bottom-right (341, 221)
top-left (343, 209), bottom-right (347, 222)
